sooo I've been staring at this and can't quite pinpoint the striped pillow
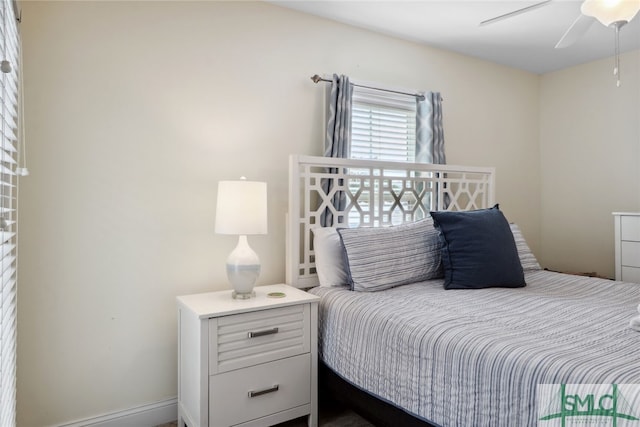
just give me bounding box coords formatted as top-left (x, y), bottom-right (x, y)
top-left (337, 218), bottom-right (442, 292)
top-left (510, 223), bottom-right (542, 271)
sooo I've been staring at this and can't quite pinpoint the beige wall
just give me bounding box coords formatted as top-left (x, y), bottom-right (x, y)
top-left (18, 1), bottom-right (540, 425)
top-left (539, 50), bottom-right (640, 277)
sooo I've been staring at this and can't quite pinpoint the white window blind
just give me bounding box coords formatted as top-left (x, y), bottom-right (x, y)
top-left (0, 0), bottom-right (19, 424)
top-left (347, 85), bottom-right (420, 226)
top-left (350, 85), bottom-right (417, 162)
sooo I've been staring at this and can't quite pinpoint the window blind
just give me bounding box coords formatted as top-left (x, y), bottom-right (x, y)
top-left (351, 85), bottom-right (417, 163)
top-left (0, 0), bottom-right (19, 424)
top-left (348, 85), bottom-right (419, 226)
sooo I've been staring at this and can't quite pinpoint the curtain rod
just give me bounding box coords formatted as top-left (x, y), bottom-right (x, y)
top-left (311, 74), bottom-right (427, 101)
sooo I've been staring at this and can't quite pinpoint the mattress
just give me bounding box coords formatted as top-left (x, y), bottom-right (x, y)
top-left (309, 270), bottom-right (640, 426)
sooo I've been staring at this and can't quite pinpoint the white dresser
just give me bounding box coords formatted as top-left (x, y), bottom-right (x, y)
top-left (613, 212), bottom-right (640, 283)
top-left (177, 284), bottom-right (319, 427)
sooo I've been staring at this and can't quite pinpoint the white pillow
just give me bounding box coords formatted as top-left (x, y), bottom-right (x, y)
top-left (312, 227), bottom-right (349, 287)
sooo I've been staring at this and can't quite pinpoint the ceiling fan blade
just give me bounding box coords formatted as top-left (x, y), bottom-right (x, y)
top-left (480, 0), bottom-right (553, 27)
top-left (555, 14), bottom-right (595, 48)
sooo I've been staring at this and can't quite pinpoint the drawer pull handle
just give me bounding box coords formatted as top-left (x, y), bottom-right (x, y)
top-left (248, 384), bottom-right (279, 398)
top-left (248, 327), bottom-right (279, 338)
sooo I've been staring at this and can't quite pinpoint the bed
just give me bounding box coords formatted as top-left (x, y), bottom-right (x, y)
top-left (285, 155), bottom-right (640, 427)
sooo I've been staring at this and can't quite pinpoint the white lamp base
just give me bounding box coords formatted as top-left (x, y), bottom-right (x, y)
top-left (226, 235), bottom-right (261, 299)
top-left (231, 290), bottom-right (256, 300)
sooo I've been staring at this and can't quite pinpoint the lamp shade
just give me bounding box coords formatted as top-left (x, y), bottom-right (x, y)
top-left (215, 179), bottom-right (268, 235)
top-left (581, 0), bottom-right (640, 26)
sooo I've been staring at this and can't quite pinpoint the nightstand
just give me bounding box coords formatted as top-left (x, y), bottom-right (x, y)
top-left (177, 284), bottom-right (319, 427)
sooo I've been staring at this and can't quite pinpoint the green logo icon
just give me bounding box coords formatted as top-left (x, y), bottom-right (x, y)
top-left (539, 384), bottom-right (640, 427)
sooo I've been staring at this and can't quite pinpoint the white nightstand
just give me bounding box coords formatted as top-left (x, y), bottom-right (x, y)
top-left (177, 284), bottom-right (319, 427)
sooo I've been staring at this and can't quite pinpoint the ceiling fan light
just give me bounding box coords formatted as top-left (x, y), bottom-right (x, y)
top-left (581, 0), bottom-right (640, 26)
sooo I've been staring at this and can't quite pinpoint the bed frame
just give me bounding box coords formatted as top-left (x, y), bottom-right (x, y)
top-left (286, 155), bottom-right (495, 427)
top-left (318, 360), bottom-right (438, 427)
top-left (286, 154), bottom-right (496, 289)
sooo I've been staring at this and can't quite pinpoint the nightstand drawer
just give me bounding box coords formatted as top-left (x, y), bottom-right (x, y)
top-left (209, 353), bottom-right (311, 427)
top-left (621, 216), bottom-right (640, 241)
top-left (209, 304), bottom-right (311, 373)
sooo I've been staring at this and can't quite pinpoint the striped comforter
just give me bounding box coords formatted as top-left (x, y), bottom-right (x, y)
top-left (309, 270), bottom-right (640, 426)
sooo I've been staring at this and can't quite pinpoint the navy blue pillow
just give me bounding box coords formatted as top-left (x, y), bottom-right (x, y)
top-left (430, 205), bottom-right (525, 290)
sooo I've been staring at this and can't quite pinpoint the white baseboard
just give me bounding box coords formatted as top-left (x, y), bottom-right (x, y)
top-left (51, 397), bottom-right (177, 427)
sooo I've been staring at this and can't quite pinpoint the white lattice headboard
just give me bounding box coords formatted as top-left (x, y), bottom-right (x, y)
top-left (286, 155), bottom-right (496, 289)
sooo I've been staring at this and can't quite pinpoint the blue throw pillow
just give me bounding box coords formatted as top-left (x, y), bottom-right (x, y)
top-left (430, 205), bottom-right (525, 290)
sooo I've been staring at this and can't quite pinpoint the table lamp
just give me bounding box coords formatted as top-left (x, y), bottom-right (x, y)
top-left (215, 177), bottom-right (268, 299)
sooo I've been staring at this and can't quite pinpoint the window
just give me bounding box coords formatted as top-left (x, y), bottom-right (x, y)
top-left (350, 85), bottom-right (417, 162)
top-left (348, 85), bottom-right (420, 226)
top-left (0, 0), bottom-right (20, 424)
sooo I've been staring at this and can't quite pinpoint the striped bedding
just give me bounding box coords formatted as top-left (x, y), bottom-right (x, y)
top-left (309, 270), bottom-right (640, 426)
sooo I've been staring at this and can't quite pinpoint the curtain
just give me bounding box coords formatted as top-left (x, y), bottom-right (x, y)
top-left (415, 91), bottom-right (445, 164)
top-left (416, 92), bottom-right (448, 209)
top-left (320, 74), bottom-right (352, 227)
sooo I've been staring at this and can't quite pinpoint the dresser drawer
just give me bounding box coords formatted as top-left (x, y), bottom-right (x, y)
top-left (209, 304), bottom-right (311, 373)
top-left (621, 216), bottom-right (640, 241)
top-left (622, 266), bottom-right (640, 283)
top-left (209, 353), bottom-right (311, 426)
top-left (621, 241), bottom-right (640, 268)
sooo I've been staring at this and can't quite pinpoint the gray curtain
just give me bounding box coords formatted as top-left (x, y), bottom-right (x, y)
top-left (416, 92), bottom-right (448, 209)
top-left (320, 74), bottom-right (353, 227)
top-left (416, 91), bottom-right (445, 164)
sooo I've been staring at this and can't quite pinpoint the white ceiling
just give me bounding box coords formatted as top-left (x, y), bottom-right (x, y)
top-left (271, 0), bottom-right (640, 74)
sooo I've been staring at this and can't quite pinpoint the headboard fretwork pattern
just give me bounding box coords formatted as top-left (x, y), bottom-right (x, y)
top-left (286, 155), bottom-right (495, 289)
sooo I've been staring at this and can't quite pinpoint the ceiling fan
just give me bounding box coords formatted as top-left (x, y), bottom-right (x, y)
top-left (480, 0), bottom-right (640, 85)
